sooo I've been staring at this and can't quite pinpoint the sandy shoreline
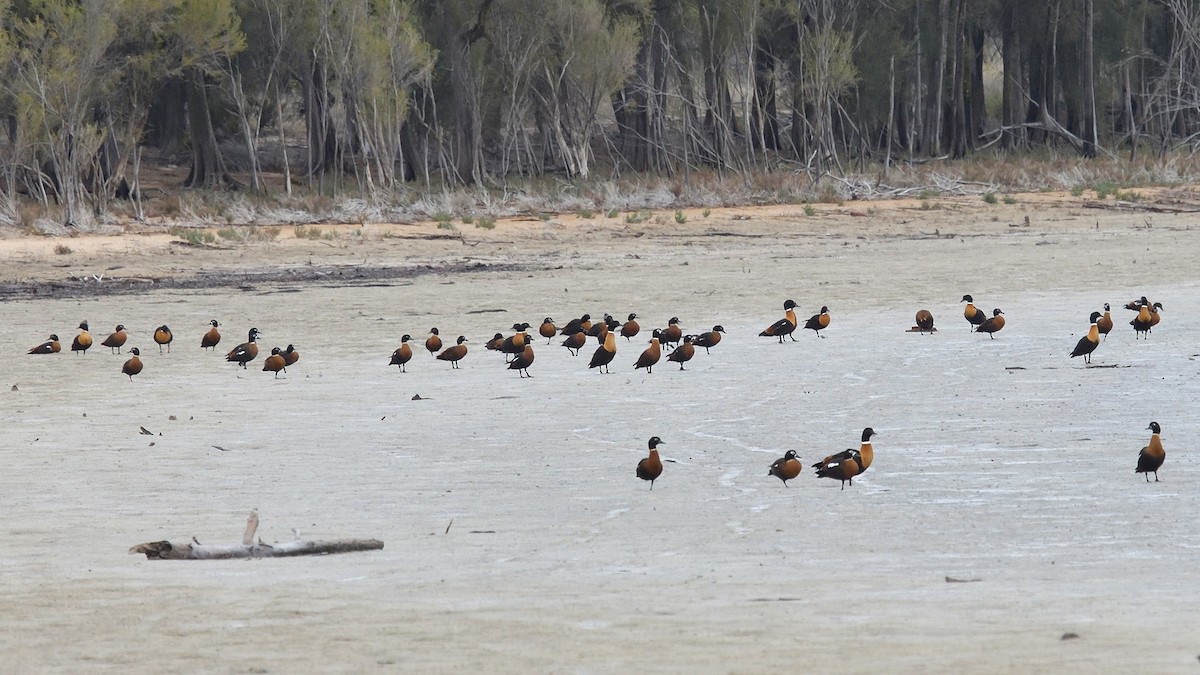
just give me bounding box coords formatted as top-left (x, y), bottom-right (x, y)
top-left (1, 194), bottom-right (1198, 672)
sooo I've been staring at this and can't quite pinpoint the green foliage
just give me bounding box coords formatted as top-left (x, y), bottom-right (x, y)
top-left (606, 208), bottom-right (619, 218)
top-left (982, 192), bottom-right (998, 204)
top-left (1070, 185), bottom-right (1086, 197)
top-left (1002, 195), bottom-right (1017, 205)
top-left (702, 208), bottom-right (711, 218)
top-left (578, 209), bottom-right (594, 219)
top-left (803, 204), bottom-right (816, 217)
top-left (674, 209), bottom-right (686, 224)
top-left (1092, 182), bottom-right (1117, 199)
top-left (475, 216), bottom-right (496, 229)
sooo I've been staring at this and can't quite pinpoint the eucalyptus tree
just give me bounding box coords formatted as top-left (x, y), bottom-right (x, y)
top-left (2, 0), bottom-right (118, 224)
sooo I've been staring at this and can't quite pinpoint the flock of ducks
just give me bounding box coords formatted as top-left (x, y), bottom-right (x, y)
top-left (634, 293), bottom-right (1169, 490)
top-left (636, 427), bottom-right (878, 491)
top-left (26, 321), bottom-right (299, 380)
top-left (386, 314), bottom-right (727, 377)
top-left (24, 293), bottom-right (1169, 489)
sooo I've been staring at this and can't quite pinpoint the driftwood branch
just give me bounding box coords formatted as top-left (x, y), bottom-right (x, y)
top-left (129, 510), bottom-right (384, 560)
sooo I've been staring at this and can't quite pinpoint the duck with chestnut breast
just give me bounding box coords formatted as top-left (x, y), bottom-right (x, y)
top-left (201, 320), bottom-right (221, 351)
top-left (1135, 422), bottom-right (1165, 482)
top-left (507, 343), bottom-right (535, 378)
top-left (101, 324), bottom-right (128, 354)
top-left (263, 347), bottom-right (287, 378)
top-left (71, 321), bottom-right (93, 354)
top-left (693, 325), bottom-right (724, 353)
top-left (1069, 312), bottom-right (1102, 365)
top-left (1095, 304), bottom-right (1113, 340)
top-left (1130, 301), bottom-right (1153, 339)
top-left (281, 344), bottom-right (299, 368)
top-left (759, 300), bottom-right (798, 343)
top-left (633, 330), bottom-right (661, 374)
top-left (666, 335), bottom-right (695, 370)
top-left (636, 437), bottom-right (664, 490)
top-left (659, 317), bottom-right (683, 348)
top-left (539, 318), bottom-right (557, 343)
top-left (962, 295), bottom-right (986, 330)
top-left (424, 328), bottom-right (442, 356)
top-left (437, 336), bottom-right (469, 369)
top-left (620, 313), bottom-right (640, 341)
top-left (559, 329), bottom-right (585, 356)
top-left (153, 325), bottom-right (173, 353)
top-left (121, 348), bottom-right (143, 381)
top-left (769, 450), bottom-right (801, 487)
top-left (813, 428), bottom-right (876, 490)
top-left (389, 335), bottom-right (413, 371)
top-left (588, 330), bottom-right (617, 373)
top-left (29, 334), bottom-right (61, 355)
top-left (501, 323), bottom-right (531, 361)
top-left (804, 306), bottom-right (831, 337)
top-left (975, 309), bottom-right (1005, 338)
top-left (225, 328), bottom-right (261, 368)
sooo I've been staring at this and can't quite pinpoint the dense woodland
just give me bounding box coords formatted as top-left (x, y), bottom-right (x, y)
top-left (2, 0), bottom-right (1200, 225)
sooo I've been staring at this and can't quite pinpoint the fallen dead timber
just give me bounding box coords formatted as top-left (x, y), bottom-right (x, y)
top-left (129, 511), bottom-right (384, 560)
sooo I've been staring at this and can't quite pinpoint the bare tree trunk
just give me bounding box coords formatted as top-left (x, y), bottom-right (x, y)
top-left (1081, 0), bottom-right (1098, 157)
top-left (183, 68), bottom-right (237, 189)
top-left (1000, 4), bottom-right (1023, 149)
top-left (930, 0), bottom-right (949, 155)
top-left (449, 0), bottom-right (495, 185)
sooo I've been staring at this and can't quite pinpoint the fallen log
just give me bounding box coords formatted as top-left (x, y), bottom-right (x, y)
top-left (129, 511), bottom-right (384, 560)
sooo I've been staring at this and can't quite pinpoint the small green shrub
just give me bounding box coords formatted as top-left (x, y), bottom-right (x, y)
top-left (803, 204), bottom-right (816, 217)
top-left (461, 214), bottom-right (474, 225)
top-left (476, 216), bottom-right (496, 230)
top-left (1092, 182), bottom-right (1117, 199)
top-left (982, 192), bottom-right (998, 204)
top-left (1070, 185), bottom-right (1085, 197)
top-left (674, 210), bottom-right (686, 224)
top-left (606, 208), bottom-right (619, 218)
top-left (578, 209), bottom-right (594, 219)
top-left (702, 208), bottom-right (711, 218)
top-left (1002, 195), bottom-right (1017, 205)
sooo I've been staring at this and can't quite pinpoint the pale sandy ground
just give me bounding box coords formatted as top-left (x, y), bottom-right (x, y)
top-left (1, 195), bottom-right (1199, 673)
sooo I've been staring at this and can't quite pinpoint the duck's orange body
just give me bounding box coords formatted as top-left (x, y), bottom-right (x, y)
top-left (201, 320), bottom-right (221, 350)
top-left (760, 300), bottom-right (798, 343)
top-left (101, 325), bottom-right (128, 354)
top-left (122, 348), bottom-right (143, 381)
top-left (813, 428), bottom-right (876, 490)
top-left (389, 335), bottom-right (413, 371)
top-left (71, 322), bottom-right (92, 354)
top-left (769, 450), bottom-right (802, 487)
top-left (636, 437), bottom-right (665, 489)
